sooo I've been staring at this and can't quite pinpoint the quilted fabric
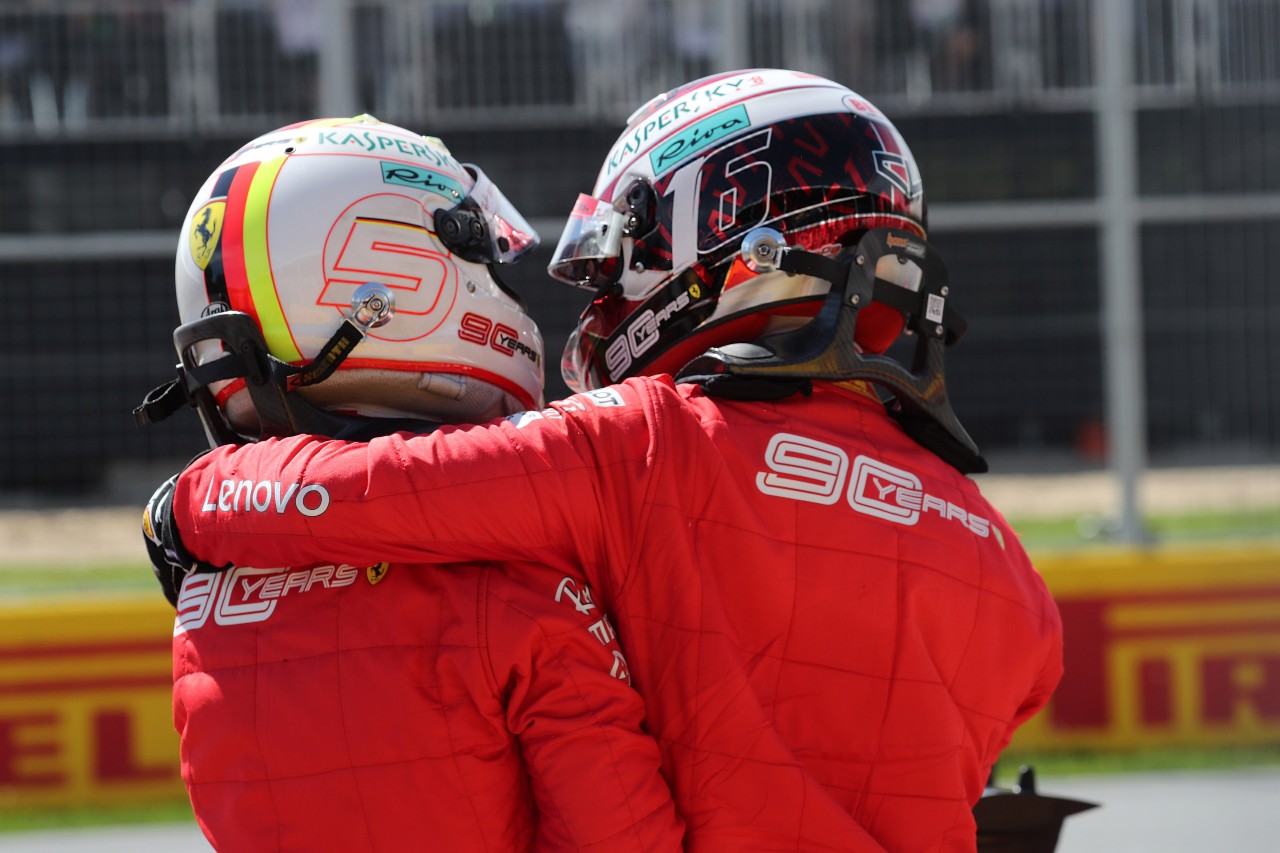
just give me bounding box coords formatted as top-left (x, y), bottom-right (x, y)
top-left (177, 375), bottom-right (1062, 852)
top-left (173, 560), bottom-right (682, 852)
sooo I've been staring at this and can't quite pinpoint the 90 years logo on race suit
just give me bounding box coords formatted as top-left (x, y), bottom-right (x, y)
top-left (756, 432), bottom-right (992, 538)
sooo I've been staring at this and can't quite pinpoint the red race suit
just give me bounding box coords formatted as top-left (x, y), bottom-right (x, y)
top-left (175, 375), bottom-right (1064, 852)
top-left (172, 558), bottom-right (682, 852)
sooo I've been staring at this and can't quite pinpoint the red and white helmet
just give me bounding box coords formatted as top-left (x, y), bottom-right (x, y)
top-left (549, 69), bottom-right (926, 391)
top-left (171, 115), bottom-right (543, 443)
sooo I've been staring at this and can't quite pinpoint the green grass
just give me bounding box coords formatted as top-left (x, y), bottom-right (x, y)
top-left (993, 744), bottom-right (1280, 786)
top-left (1008, 507), bottom-right (1280, 551)
top-left (1145, 507), bottom-right (1280, 539)
top-left (0, 800), bottom-right (195, 833)
top-left (0, 562), bottom-right (156, 598)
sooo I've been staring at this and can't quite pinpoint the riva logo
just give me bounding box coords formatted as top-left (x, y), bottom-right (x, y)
top-left (756, 433), bottom-right (990, 537)
top-left (200, 479), bottom-right (330, 516)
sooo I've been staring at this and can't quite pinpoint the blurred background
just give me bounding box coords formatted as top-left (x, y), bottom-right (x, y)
top-left (0, 0), bottom-right (1277, 544)
top-left (0, 0), bottom-right (1277, 846)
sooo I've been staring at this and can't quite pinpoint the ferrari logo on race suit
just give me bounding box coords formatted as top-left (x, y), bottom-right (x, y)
top-left (189, 200), bottom-right (225, 270)
top-left (366, 561), bottom-right (390, 585)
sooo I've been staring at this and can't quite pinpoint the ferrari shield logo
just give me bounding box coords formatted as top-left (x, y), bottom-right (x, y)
top-left (189, 200), bottom-right (225, 270)
top-left (366, 562), bottom-right (390, 585)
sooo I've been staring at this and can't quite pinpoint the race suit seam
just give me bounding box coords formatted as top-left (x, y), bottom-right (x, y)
top-left (476, 566), bottom-right (502, 695)
top-left (496, 581), bottom-right (648, 850)
top-left (334, 586), bottom-right (379, 848)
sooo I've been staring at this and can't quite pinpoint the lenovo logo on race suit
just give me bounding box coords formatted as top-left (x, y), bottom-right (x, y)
top-left (175, 564), bottom-right (359, 632)
top-left (756, 432), bottom-right (991, 538)
top-left (200, 479), bottom-right (330, 516)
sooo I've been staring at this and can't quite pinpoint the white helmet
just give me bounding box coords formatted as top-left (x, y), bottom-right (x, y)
top-left (145, 115), bottom-right (543, 445)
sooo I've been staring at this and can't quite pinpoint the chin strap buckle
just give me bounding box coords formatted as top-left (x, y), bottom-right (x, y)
top-left (285, 283), bottom-right (396, 390)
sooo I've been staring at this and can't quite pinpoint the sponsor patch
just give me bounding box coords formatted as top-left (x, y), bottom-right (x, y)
top-left (366, 562), bottom-right (390, 585)
top-left (649, 105), bottom-right (750, 176)
top-left (189, 200), bottom-right (225, 270)
top-left (508, 388), bottom-right (628, 427)
top-left (380, 161), bottom-right (465, 200)
top-left (316, 129), bottom-right (453, 166)
top-left (757, 433), bottom-right (992, 539)
top-left (199, 478), bottom-right (331, 517)
top-left (175, 564), bottom-right (361, 632)
top-left (141, 507), bottom-right (159, 545)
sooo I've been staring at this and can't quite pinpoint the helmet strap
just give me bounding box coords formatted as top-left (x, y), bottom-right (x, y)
top-left (134, 285), bottom-right (397, 447)
top-left (677, 227), bottom-right (987, 474)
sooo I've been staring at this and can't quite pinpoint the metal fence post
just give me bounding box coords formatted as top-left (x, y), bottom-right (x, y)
top-left (716, 0), bottom-right (749, 70)
top-left (318, 0), bottom-right (358, 117)
top-left (1096, 0), bottom-right (1149, 543)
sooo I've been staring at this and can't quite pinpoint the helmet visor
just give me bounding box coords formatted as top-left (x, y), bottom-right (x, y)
top-left (560, 325), bottom-right (592, 393)
top-left (441, 165), bottom-right (540, 265)
top-left (548, 194), bottom-right (625, 289)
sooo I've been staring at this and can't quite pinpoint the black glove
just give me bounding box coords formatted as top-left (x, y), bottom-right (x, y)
top-left (142, 472), bottom-right (221, 607)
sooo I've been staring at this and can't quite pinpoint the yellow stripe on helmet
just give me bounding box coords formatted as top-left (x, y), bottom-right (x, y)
top-left (242, 155), bottom-right (303, 363)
